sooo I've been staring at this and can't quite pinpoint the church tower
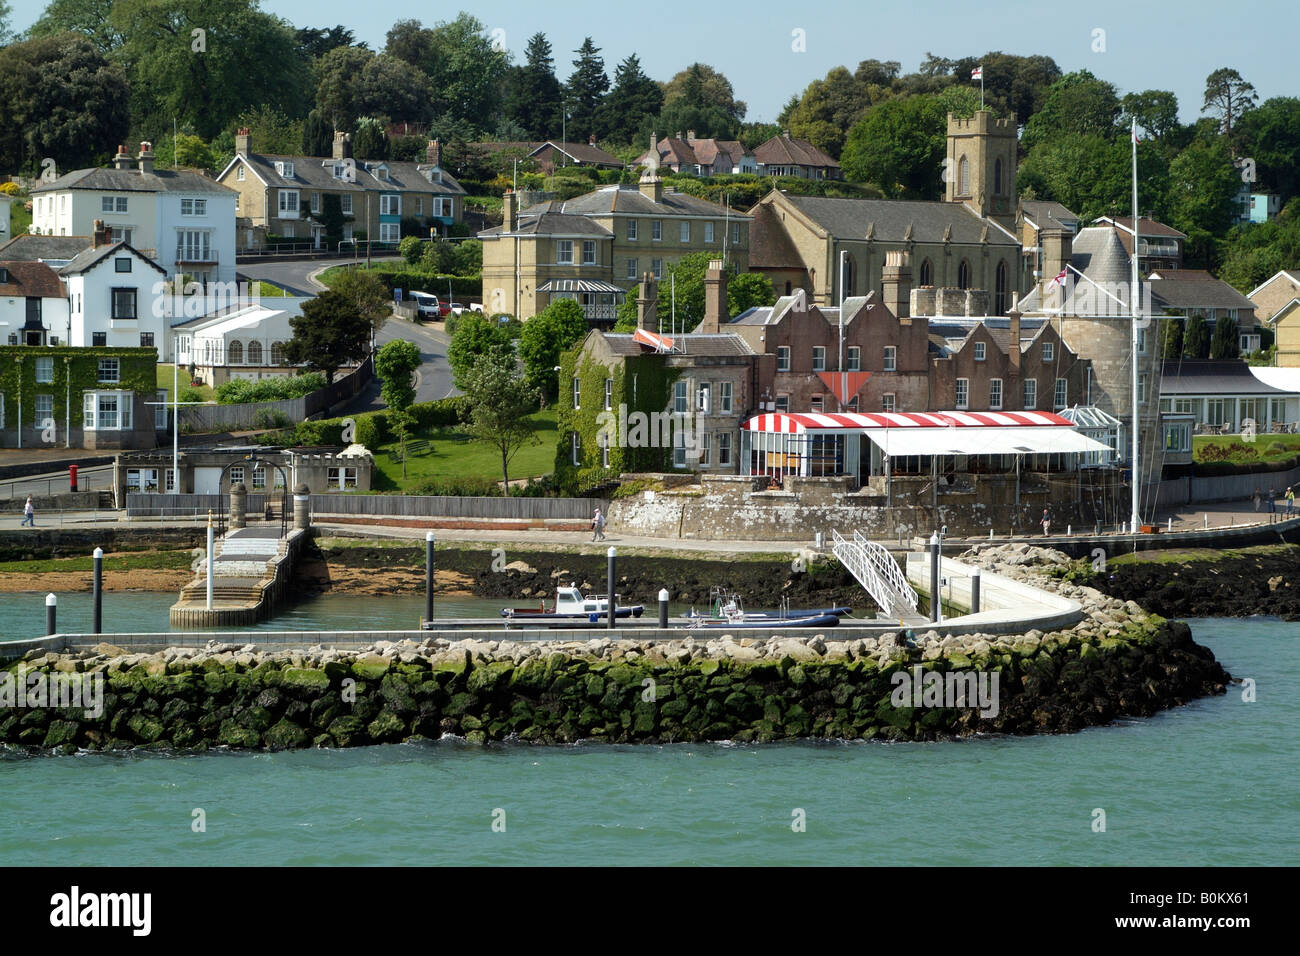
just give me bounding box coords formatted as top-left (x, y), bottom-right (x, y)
top-left (945, 110), bottom-right (1018, 230)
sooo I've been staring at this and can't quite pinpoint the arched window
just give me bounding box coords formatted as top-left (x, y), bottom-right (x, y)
top-left (957, 260), bottom-right (972, 290)
top-left (958, 155), bottom-right (970, 196)
top-left (227, 340), bottom-right (243, 365)
top-left (271, 341), bottom-right (285, 365)
top-left (247, 341), bottom-right (263, 365)
top-left (995, 260), bottom-right (1009, 314)
top-left (919, 258), bottom-right (933, 286)
top-left (994, 158), bottom-right (1003, 196)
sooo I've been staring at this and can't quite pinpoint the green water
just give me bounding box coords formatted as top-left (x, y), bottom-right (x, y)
top-left (0, 592), bottom-right (547, 640)
top-left (0, 619), bottom-right (1293, 866)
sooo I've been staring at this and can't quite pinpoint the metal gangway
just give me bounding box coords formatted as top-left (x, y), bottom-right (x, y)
top-left (830, 529), bottom-right (920, 620)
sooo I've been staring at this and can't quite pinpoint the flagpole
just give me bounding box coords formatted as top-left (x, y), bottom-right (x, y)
top-left (838, 249), bottom-right (847, 409)
top-left (1130, 117), bottom-right (1141, 535)
top-left (980, 69), bottom-right (984, 110)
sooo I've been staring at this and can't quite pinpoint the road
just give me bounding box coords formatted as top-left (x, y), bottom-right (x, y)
top-left (235, 256), bottom-right (458, 413)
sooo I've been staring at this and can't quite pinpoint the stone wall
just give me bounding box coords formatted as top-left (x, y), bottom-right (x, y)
top-left (1, 610), bottom-right (1227, 750)
top-left (610, 474), bottom-right (1114, 540)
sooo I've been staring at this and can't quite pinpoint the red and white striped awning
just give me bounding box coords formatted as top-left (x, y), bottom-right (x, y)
top-left (742, 411), bottom-right (1076, 433)
top-left (741, 411), bottom-right (1110, 456)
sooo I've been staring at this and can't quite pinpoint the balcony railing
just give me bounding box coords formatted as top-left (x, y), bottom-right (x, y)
top-left (176, 248), bottom-right (219, 265)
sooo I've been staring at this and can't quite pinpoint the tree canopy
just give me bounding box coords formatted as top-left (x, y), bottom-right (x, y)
top-left (284, 291), bottom-right (373, 383)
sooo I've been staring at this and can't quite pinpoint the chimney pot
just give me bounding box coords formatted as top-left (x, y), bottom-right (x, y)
top-left (698, 260), bottom-right (728, 334)
top-left (881, 249), bottom-right (913, 320)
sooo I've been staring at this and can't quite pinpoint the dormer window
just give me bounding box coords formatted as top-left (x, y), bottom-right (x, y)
top-left (275, 161), bottom-right (294, 178)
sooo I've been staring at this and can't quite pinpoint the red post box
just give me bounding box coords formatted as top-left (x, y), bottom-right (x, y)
top-left (69, 464), bottom-right (78, 492)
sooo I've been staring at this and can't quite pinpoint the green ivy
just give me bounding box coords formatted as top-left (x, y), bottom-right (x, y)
top-left (553, 346), bottom-right (682, 492)
top-left (0, 346), bottom-right (156, 429)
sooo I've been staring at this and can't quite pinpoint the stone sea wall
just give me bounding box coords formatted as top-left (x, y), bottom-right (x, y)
top-left (2, 617), bottom-right (1227, 752)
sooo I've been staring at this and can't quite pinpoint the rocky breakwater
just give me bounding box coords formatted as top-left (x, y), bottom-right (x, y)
top-left (2, 564), bottom-right (1228, 752)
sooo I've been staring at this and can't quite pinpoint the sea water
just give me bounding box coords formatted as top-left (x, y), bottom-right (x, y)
top-left (0, 618), bottom-right (1293, 866)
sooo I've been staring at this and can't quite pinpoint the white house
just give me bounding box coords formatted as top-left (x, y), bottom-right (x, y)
top-left (29, 143), bottom-right (237, 286)
top-left (0, 195), bottom-right (11, 244)
top-left (56, 228), bottom-right (170, 355)
top-left (0, 259), bottom-right (69, 346)
top-left (173, 297), bottom-right (312, 386)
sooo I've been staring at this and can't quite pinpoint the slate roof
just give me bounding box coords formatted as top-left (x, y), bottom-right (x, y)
top-left (0, 234), bottom-right (92, 262)
top-left (1020, 200), bottom-right (1079, 228)
top-left (1098, 216), bottom-right (1187, 239)
top-left (238, 154), bottom-right (465, 196)
top-left (58, 241), bottom-right (167, 276)
top-left (1068, 227), bottom-right (1132, 284)
top-left (0, 259), bottom-right (66, 298)
top-left (600, 332), bottom-right (754, 356)
top-left (479, 212), bottom-right (614, 238)
top-left (1159, 360), bottom-right (1291, 395)
top-left (772, 194), bottom-right (1018, 246)
top-left (31, 166), bottom-right (235, 196)
top-left (532, 185), bottom-right (746, 220)
top-left (752, 134), bottom-right (840, 171)
top-left (1148, 275), bottom-right (1256, 312)
top-left (476, 141), bottom-right (624, 168)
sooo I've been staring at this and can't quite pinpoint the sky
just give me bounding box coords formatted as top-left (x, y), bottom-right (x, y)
top-left (8, 0), bottom-right (1296, 126)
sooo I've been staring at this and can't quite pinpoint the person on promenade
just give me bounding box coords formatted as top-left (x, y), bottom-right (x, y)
top-left (591, 508), bottom-right (606, 542)
top-left (20, 496), bottom-right (35, 527)
top-left (1253, 487), bottom-right (1262, 512)
top-left (1267, 487), bottom-right (1276, 514)
top-left (1286, 486), bottom-right (1295, 516)
top-left (1041, 508), bottom-right (1051, 536)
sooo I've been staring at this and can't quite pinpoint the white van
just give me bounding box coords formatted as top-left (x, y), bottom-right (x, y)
top-left (408, 291), bottom-right (442, 320)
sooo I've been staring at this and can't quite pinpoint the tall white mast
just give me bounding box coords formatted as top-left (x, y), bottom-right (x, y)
top-left (1130, 117), bottom-right (1141, 534)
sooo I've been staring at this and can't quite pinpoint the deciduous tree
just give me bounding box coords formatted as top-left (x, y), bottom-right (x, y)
top-left (519, 299), bottom-right (588, 401)
top-left (284, 291), bottom-right (373, 383)
top-left (375, 339), bottom-right (423, 475)
top-left (460, 351), bottom-right (542, 489)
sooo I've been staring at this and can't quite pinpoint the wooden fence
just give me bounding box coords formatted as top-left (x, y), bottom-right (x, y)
top-left (127, 492), bottom-right (607, 521)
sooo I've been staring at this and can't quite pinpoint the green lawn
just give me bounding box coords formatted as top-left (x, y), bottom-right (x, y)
top-left (1193, 433), bottom-right (1300, 464)
top-left (8, 196), bottom-right (31, 236)
top-left (157, 365), bottom-right (214, 402)
top-left (370, 409), bottom-right (558, 492)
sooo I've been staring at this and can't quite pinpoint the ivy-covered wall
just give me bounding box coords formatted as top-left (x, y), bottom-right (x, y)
top-left (0, 346), bottom-right (157, 436)
top-left (554, 345), bottom-right (682, 492)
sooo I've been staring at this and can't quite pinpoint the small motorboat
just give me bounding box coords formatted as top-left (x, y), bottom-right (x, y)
top-left (684, 590), bottom-right (851, 622)
top-left (501, 586), bottom-right (644, 623)
top-left (682, 591), bottom-right (839, 629)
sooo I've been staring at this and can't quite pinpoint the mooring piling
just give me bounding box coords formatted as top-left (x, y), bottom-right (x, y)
top-left (92, 546), bottom-right (103, 635)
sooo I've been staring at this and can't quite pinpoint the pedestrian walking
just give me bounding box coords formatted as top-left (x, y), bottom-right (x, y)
top-left (20, 496), bottom-right (35, 527)
top-left (1041, 508), bottom-right (1051, 537)
top-left (591, 508), bottom-right (606, 542)
top-left (1253, 487), bottom-right (1262, 512)
top-left (1268, 487), bottom-right (1276, 514)
top-left (1286, 486), bottom-right (1296, 515)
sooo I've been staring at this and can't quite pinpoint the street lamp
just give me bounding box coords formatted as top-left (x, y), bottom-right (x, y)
top-left (63, 356), bottom-right (71, 449)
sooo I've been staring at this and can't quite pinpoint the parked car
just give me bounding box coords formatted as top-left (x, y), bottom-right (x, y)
top-left (469, 302), bottom-right (485, 313)
top-left (447, 302), bottom-right (468, 316)
top-left (408, 291), bottom-right (444, 320)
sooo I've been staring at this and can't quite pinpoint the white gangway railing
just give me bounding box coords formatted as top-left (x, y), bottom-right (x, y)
top-left (830, 529), bottom-right (919, 617)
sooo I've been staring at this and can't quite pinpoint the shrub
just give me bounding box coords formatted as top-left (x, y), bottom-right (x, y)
top-left (354, 412), bottom-right (387, 448)
top-left (408, 396), bottom-right (469, 429)
top-left (179, 386), bottom-right (206, 403)
top-left (0, 182), bottom-right (20, 196)
top-left (254, 409), bottom-right (293, 430)
top-left (407, 475), bottom-right (502, 496)
top-left (398, 235), bottom-right (424, 265)
top-left (214, 373), bottom-right (327, 404)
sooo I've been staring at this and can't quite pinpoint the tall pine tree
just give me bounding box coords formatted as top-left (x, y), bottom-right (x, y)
top-left (565, 37), bottom-right (609, 145)
top-left (596, 53), bottom-right (663, 145)
top-left (508, 33), bottom-right (563, 139)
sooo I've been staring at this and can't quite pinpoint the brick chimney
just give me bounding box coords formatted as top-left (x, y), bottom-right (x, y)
top-left (588, 134), bottom-right (596, 147)
top-left (112, 145), bottom-right (131, 171)
top-left (687, 130), bottom-right (696, 142)
top-left (426, 139), bottom-right (441, 166)
top-left (91, 219), bottom-right (113, 249)
top-left (137, 142), bottom-right (154, 175)
top-left (235, 128), bottom-right (251, 156)
top-left (1008, 305), bottom-right (1022, 372)
top-left (698, 259), bottom-right (727, 334)
top-left (637, 272), bottom-right (659, 332)
top-left (881, 249), bottom-right (912, 320)
top-left (333, 131), bottom-right (352, 161)
top-left (502, 190), bottom-right (517, 232)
